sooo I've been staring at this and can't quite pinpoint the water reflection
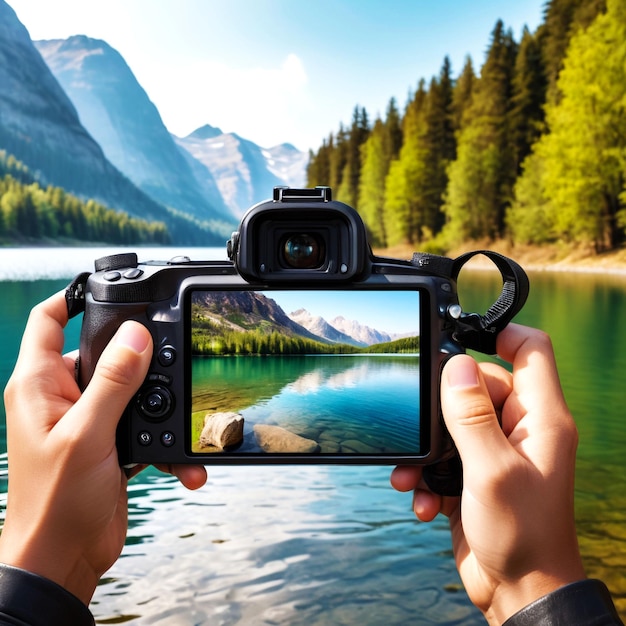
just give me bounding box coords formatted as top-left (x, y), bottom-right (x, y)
top-left (1, 253), bottom-right (625, 622)
top-left (92, 466), bottom-right (479, 625)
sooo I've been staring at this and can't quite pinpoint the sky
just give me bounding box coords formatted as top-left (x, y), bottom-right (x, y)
top-left (268, 290), bottom-right (419, 335)
top-left (9, 0), bottom-right (545, 152)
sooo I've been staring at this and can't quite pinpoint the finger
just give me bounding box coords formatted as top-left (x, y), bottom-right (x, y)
top-left (131, 464), bottom-right (208, 490)
top-left (479, 362), bottom-right (513, 410)
top-left (440, 354), bottom-right (509, 482)
top-left (15, 291), bottom-right (68, 368)
top-left (412, 489), bottom-right (443, 522)
top-left (5, 292), bottom-right (80, 427)
top-left (478, 362), bottom-right (515, 434)
top-left (495, 324), bottom-right (577, 463)
top-left (62, 321), bottom-right (153, 443)
top-left (63, 350), bottom-right (79, 377)
top-left (390, 465), bottom-right (422, 492)
top-left (155, 464), bottom-right (208, 490)
top-left (496, 324), bottom-right (569, 416)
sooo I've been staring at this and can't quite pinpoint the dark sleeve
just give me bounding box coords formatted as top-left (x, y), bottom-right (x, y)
top-left (0, 563), bottom-right (94, 626)
top-left (503, 579), bottom-right (623, 626)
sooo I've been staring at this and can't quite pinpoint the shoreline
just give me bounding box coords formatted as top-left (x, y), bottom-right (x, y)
top-left (374, 242), bottom-right (626, 277)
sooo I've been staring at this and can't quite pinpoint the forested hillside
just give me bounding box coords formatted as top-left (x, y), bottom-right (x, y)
top-left (307, 0), bottom-right (624, 254)
top-left (0, 151), bottom-right (169, 244)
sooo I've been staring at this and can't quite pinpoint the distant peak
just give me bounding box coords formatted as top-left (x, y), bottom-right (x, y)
top-left (187, 124), bottom-right (223, 140)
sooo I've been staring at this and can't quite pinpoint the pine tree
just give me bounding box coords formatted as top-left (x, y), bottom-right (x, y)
top-left (329, 125), bottom-right (349, 193)
top-left (538, 0), bottom-right (607, 103)
top-left (451, 56), bottom-right (475, 133)
top-left (509, 26), bottom-right (547, 173)
top-left (442, 20), bottom-right (518, 242)
top-left (357, 118), bottom-right (388, 246)
top-left (419, 57), bottom-right (456, 236)
top-left (337, 106), bottom-right (370, 208)
top-left (383, 81), bottom-right (429, 245)
top-left (382, 97), bottom-right (403, 163)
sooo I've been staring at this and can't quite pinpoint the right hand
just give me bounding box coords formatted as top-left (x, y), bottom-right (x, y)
top-left (391, 324), bottom-right (586, 624)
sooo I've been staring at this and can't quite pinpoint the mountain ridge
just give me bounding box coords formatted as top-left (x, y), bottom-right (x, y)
top-left (0, 1), bottom-right (225, 243)
top-left (0, 1), bottom-right (308, 244)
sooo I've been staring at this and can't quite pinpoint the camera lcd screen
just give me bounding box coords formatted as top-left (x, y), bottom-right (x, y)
top-left (189, 289), bottom-right (424, 457)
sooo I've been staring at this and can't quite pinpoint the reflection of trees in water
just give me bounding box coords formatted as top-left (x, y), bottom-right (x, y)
top-left (192, 355), bottom-right (419, 412)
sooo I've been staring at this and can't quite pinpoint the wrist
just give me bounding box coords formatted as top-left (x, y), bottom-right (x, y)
top-left (485, 569), bottom-right (588, 625)
top-left (0, 525), bottom-right (99, 605)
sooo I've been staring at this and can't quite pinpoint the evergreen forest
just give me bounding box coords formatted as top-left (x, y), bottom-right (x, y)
top-left (191, 312), bottom-right (419, 356)
top-left (0, 151), bottom-right (170, 244)
top-left (306, 0), bottom-right (625, 254)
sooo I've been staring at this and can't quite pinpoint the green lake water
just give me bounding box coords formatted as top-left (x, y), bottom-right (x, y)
top-left (0, 248), bottom-right (624, 623)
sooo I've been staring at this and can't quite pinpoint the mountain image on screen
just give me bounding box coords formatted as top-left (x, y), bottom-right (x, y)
top-left (190, 290), bottom-right (419, 356)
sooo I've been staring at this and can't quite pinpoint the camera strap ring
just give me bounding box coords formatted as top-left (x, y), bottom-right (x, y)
top-left (450, 250), bottom-right (530, 354)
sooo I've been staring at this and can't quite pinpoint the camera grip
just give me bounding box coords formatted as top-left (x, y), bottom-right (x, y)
top-left (423, 455), bottom-right (463, 497)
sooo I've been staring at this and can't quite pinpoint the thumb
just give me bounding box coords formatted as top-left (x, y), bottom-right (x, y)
top-left (440, 354), bottom-right (508, 483)
top-left (70, 321), bottom-right (153, 440)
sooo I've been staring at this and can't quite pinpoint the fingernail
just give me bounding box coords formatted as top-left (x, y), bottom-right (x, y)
top-left (114, 322), bottom-right (151, 354)
top-left (446, 356), bottom-right (480, 388)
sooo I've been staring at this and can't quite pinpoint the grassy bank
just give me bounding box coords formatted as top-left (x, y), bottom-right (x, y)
top-left (374, 241), bottom-right (626, 275)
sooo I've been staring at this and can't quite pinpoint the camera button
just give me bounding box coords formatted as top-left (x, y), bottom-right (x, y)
top-left (161, 431), bottom-right (175, 447)
top-left (136, 385), bottom-right (173, 421)
top-left (138, 431), bottom-right (153, 446)
top-left (123, 268), bottom-right (143, 280)
top-left (447, 304), bottom-right (463, 320)
top-left (158, 345), bottom-right (176, 367)
top-left (148, 372), bottom-right (173, 385)
top-left (104, 270), bottom-right (122, 282)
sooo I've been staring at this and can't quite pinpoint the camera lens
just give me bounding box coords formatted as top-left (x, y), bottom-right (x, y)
top-left (282, 233), bottom-right (325, 269)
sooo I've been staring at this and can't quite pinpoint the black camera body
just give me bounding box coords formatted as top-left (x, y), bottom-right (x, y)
top-left (70, 187), bottom-right (528, 495)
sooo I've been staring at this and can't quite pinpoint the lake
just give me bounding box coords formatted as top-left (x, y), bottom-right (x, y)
top-left (0, 247), bottom-right (625, 624)
top-left (191, 354), bottom-right (421, 455)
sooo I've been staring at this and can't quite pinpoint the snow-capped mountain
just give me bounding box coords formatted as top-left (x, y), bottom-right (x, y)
top-left (1, 1), bottom-right (309, 243)
top-left (288, 309), bottom-right (396, 347)
top-left (288, 308), bottom-right (365, 347)
top-left (330, 315), bottom-right (393, 346)
top-left (175, 125), bottom-right (308, 218)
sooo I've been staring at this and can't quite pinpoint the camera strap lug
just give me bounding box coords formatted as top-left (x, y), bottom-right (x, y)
top-left (65, 272), bottom-right (91, 319)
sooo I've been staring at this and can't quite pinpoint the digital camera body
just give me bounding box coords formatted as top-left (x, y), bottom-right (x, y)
top-left (69, 187), bottom-right (528, 495)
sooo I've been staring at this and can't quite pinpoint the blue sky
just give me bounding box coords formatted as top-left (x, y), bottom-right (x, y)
top-left (268, 290), bottom-right (420, 335)
top-left (9, 0), bottom-right (545, 152)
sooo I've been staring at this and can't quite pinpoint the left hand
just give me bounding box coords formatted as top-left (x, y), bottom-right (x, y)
top-left (0, 291), bottom-right (207, 604)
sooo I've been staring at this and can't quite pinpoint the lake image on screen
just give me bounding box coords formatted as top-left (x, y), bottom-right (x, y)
top-left (190, 290), bottom-right (421, 456)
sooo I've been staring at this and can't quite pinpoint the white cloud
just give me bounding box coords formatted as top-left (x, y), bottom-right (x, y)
top-left (144, 53), bottom-right (312, 149)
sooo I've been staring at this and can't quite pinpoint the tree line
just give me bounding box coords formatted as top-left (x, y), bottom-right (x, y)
top-left (0, 151), bottom-right (170, 244)
top-left (307, 0), bottom-right (624, 253)
top-left (191, 315), bottom-right (419, 356)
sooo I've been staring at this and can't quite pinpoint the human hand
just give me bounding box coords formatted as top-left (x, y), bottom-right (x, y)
top-left (0, 291), bottom-right (207, 605)
top-left (391, 324), bottom-right (586, 624)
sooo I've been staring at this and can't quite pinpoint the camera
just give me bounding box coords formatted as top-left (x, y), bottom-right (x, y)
top-left (68, 186), bottom-right (528, 495)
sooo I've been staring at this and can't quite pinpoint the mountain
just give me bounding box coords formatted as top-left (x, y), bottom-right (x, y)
top-left (193, 291), bottom-right (326, 343)
top-left (291, 309), bottom-right (393, 346)
top-left (330, 315), bottom-right (393, 346)
top-left (175, 125), bottom-right (308, 217)
top-left (288, 308), bottom-right (366, 347)
top-left (0, 1), bottom-right (209, 243)
top-left (192, 292), bottom-right (411, 353)
top-left (34, 36), bottom-right (233, 228)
